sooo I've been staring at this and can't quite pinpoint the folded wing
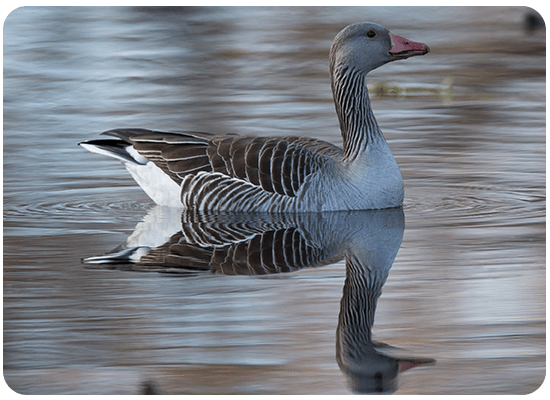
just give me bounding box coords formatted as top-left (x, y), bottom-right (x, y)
top-left (97, 128), bottom-right (342, 210)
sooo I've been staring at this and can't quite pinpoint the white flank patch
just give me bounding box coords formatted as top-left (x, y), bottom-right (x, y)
top-left (82, 142), bottom-right (183, 207)
top-left (125, 146), bottom-right (149, 164)
top-left (125, 161), bottom-right (183, 208)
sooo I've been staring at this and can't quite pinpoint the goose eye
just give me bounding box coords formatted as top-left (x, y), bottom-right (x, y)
top-left (366, 30), bottom-right (377, 38)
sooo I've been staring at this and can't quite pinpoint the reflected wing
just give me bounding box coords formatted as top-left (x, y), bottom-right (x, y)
top-left (83, 227), bottom-right (339, 275)
top-left (98, 228), bottom-right (338, 275)
top-left (82, 211), bottom-right (345, 275)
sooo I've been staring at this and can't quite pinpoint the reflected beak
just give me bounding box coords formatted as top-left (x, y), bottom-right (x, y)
top-left (389, 32), bottom-right (430, 60)
top-left (398, 357), bottom-right (436, 373)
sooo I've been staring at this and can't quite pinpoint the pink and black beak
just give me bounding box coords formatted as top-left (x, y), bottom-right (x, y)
top-left (389, 32), bottom-right (430, 60)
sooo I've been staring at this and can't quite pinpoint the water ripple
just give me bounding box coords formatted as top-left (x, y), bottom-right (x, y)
top-left (404, 183), bottom-right (544, 228)
top-left (4, 198), bottom-right (153, 221)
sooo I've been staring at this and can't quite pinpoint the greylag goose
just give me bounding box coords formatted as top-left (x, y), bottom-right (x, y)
top-left (80, 22), bottom-right (429, 212)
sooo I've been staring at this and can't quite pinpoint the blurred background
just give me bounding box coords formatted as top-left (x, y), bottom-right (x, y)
top-left (3, 6), bottom-right (545, 395)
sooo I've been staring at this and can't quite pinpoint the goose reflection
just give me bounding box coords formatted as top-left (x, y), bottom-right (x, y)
top-left (83, 206), bottom-right (434, 393)
top-left (337, 239), bottom-right (435, 393)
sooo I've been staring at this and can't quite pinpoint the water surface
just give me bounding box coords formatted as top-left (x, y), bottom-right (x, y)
top-left (3, 6), bottom-right (545, 395)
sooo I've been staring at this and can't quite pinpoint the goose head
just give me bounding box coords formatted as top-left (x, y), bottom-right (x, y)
top-left (329, 22), bottom-right (430, 75)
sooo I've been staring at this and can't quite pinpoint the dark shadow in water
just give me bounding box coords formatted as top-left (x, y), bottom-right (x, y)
top-left (83, 206), bottom-right (435, 393)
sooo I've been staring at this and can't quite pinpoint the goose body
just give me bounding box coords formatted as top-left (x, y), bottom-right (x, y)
top-left (80, 22), bottom-right (429, 212)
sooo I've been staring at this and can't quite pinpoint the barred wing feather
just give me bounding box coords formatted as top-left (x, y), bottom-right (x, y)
top-left (100, 129), bottom-right (342, 211)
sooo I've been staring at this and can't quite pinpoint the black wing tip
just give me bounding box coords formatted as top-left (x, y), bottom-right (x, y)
top-left (79, 138), bottom-right (128, 147)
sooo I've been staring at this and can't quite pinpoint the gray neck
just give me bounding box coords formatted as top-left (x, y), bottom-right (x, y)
top-left (331, 66), bottom-right (383, 162)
